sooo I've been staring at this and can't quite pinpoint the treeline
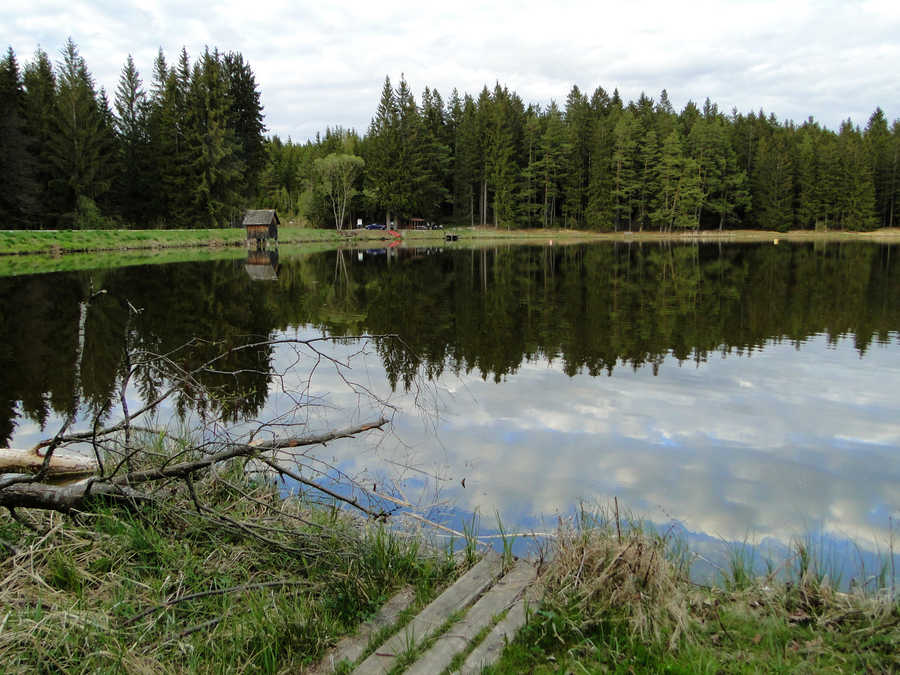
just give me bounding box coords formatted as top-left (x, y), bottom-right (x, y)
top-left (268, 77), bottom-right (900, 232)
top-left (0, 39), bottom-right (264, 229)
top-left (3, 43), bottom-right (899, 233)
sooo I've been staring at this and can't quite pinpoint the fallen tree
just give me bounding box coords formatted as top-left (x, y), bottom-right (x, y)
top-left (0, 418), bottom-right (389, 514)
top-left (0, 285), bottom-right (414, 537)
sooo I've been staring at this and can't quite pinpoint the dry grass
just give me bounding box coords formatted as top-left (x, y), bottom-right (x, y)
top-left (490, 505), bottom-right (899, 673)
top-left (540, 509), bottom-right (695, 650)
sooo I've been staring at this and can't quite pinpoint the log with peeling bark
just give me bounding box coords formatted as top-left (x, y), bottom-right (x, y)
top-left (0, 448), bottom-right (99, 480)
top-left (0, 418), bottom-right (389, 514)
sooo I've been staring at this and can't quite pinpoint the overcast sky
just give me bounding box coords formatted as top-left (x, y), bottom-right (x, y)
top-left (6, 0), bottom-right (900, 142)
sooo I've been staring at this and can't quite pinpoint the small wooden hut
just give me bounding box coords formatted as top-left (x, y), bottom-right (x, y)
top-left (243, 209), bottom-right (280, 246)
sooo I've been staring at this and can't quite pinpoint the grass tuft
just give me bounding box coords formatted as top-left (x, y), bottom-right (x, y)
top-left (487, 503), bottom-right (900, 673)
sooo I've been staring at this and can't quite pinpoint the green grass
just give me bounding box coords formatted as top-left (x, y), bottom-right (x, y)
top-left (0, 241), bottom-right (345, 277)
top-left (0, 227), bottom-right (245, 254)
top-left (2, 225), bottom-right (899, 261)
top-left (0, 462), bottom-right (457, 674)
top-left (484, 508), bottom-right (900, 674)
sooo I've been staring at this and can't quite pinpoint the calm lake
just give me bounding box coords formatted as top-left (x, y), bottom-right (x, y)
top-left (2, 240), bottom-right (898, 584)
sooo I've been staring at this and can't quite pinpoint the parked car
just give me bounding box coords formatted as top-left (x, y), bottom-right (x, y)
top-left (365, 223), bottom-right (387, 230)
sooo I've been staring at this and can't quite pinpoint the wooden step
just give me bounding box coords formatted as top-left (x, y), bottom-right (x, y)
top-left (458, 584), bottom-right (541, 674)
top-left (306, 586), bottom-right (415, 674)
top-left (404, 559), bottom-right (537, 675)
top-left (352, 551), bottom-right (502, 675)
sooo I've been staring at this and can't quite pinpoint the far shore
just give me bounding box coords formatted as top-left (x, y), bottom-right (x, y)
top-left (1, 224), bottom-right (898, 261)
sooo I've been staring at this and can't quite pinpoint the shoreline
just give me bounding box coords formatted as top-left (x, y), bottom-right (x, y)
top-left (1, 226), bottom-right (897, 277)
top-left (0, 225), bottom-right (898, 258)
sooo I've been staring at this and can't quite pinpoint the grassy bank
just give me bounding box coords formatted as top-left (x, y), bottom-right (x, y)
top-left (0, 462), bottom-right (458, 674)
top-left (0, 242), bottom-right (342, 277)
top-left (0, 227), bottom-right (344, 256)
top-left (489, 508), bottom-right (899, 673)
top-left (2, 225), bottom-right (898, 260)
top-left (3, 484), bottom-right (897, 672)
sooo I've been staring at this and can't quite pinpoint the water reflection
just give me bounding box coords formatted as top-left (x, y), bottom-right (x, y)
top-left (245, 249), bottom-right (280, 281)
top-left (1, 241), bottom-right (898, 583)
top-left (264, 329), bottom-right (900, 585)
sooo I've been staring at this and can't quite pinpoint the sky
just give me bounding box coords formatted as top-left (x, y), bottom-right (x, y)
top-left (6, 1), bottom-right (900, 142)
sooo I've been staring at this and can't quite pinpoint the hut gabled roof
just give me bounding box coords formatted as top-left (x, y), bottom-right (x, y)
top-left (242, 209), bottom-right (280, 226)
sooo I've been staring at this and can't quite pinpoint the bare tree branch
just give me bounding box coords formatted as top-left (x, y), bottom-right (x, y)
top-left (1, 419), bottom-right (388, 514)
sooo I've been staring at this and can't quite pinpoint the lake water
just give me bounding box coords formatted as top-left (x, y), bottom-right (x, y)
top-left (2, 240), bottom-right (898, 585)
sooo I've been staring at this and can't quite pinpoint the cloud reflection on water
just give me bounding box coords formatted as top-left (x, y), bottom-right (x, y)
top-left (284, 330), bottom-right (900, 568)
top-left (8, 322), bottom-right (897, 580)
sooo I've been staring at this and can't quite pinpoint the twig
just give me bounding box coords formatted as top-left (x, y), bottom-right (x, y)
top-left (184, 474), bottom-right (203, 514)
top-left (192, 505), bottom-right (313, 555)
top-left (614, 496), bottom-right (622, 543)
top-left (7, 507), bottom-right (45, 533)
top-left (219, 477), bottom-right (321, 529)
top-left (123, 579), bottom-right (313, 625)
top-left (120, 418), bottom-right (388, 485)
top-left (170, 617), bottom-right (223, 641)
top-left (90, 400), bottom-right (109, 476)
top-left (259, 458), bottom-right (386, 519)
top-left (714, 605), bottom-right (737, 644)
top-left (401, 512), bottom-right (466, 538)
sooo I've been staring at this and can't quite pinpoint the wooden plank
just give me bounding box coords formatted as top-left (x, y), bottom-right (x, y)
top-left (353, 551), bottom-right (502, 675)
top-left (459, 585), bottom-right (541, 674)
top-left (405, 560), bottom-right (537, 675)
top-left (306, 586), bottom-right (415, 674)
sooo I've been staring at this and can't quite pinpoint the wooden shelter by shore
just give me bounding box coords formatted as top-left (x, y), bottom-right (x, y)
top-left (243, 209), bottom-right (279, 246)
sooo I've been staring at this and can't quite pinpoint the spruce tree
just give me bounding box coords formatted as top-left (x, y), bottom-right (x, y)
top-left (562, 85), bottom-right (592, 227)
top-left (611, 111), bottom-right (639, 230)
top-left (485, 84), bottom-right (524, 228)
top-left (46, 38), bottom-right (117, 226)
top-left (364, 76), bottom-right (401, 226)
top-left (520, 107), bottom-right (542, 227)
top-left (865, 108), bottom-right (894, 227)
top-left (0, 46), bottom-right (39, 227)
top-left (836, 120), bottom-right (876, 230)
top-left (751, 130), bottom-right (793, 231)
top-left (22, 48), bottom-right (58, 226)
top-left (223, 51), bottom-right (266, 202)
top-left (538, 102), bottom-right (567, 228)
top-left (113, 54), bottom-right (150, 225)
top-left (653, 130), bottom-right (684, 231)
top-left (636, 129), bottom-right (660, 231)
top-left (586, 89), bottom-right (615, 230)
top-left (184, 48), bottom-right (243, 227)
top-left (452, 94), bottom-right (480, 225)
top-left (417, 86), bottom-right (451, 219)
top-left (392, 74), bottom-right (424, 222)
top-left (147, 49), bottom-right (189, 226)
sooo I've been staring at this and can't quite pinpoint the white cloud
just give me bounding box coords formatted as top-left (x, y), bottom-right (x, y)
top-left (5, 0), bottom-right (899, 141)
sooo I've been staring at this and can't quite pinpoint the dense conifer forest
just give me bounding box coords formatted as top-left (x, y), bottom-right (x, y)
top-left (1, 42), bottom-right (898, 231)
top-left (0, 40), bottom-right (265, 230)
